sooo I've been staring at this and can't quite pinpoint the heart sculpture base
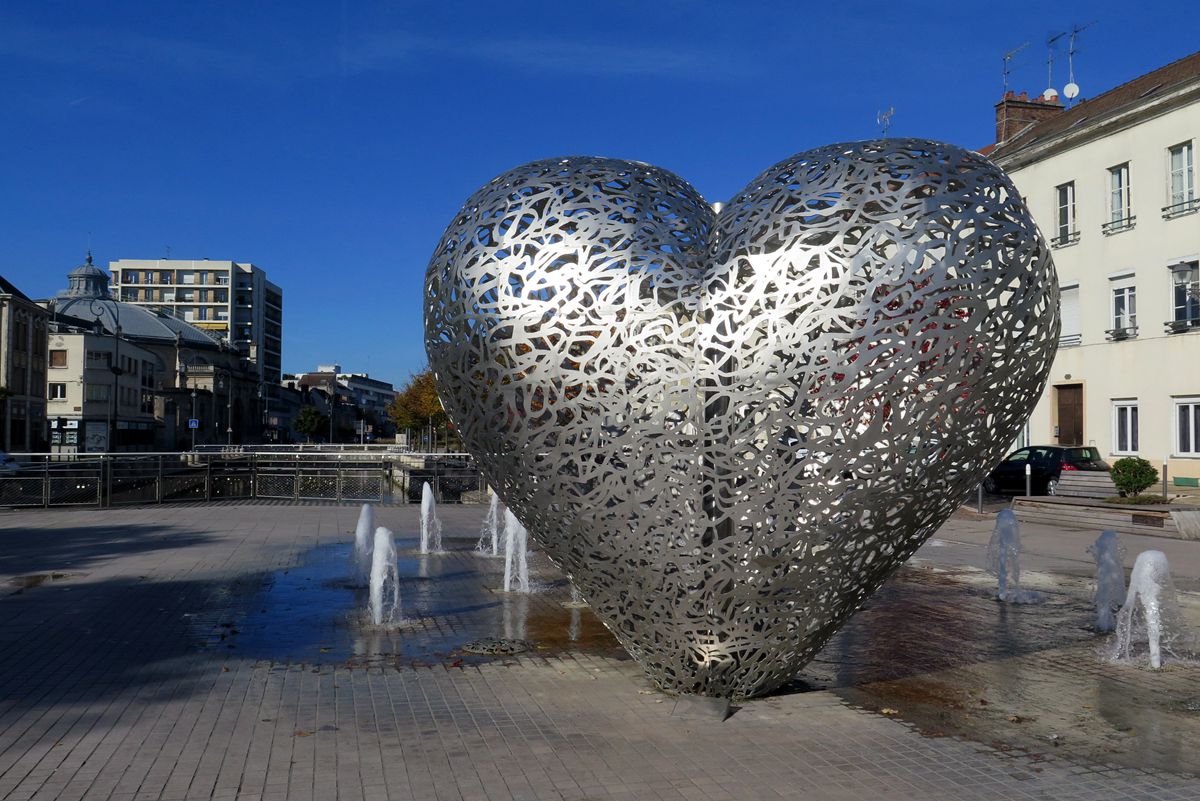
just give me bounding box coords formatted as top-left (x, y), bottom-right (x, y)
top-left (426, 139), bottom-right (1058, 699)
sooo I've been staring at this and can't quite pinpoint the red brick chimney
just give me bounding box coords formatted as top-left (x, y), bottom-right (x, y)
top-left (994, 91), bottom-right (1065, 144)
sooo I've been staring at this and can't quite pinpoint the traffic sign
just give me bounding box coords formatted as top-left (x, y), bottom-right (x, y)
top-left (188, 418), bottom-right (200, 429)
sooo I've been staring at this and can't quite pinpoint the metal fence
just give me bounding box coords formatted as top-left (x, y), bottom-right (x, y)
top-left (0, 452), bottom-right (487, 508)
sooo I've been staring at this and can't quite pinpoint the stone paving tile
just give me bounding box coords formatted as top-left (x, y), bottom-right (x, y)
top-left (0, 503), bottom-right (1198, 799)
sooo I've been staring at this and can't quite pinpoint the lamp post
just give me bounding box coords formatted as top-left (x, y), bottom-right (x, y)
top-left (327, 382), bottom-right (336, 444)
top-left (191, 389), bottom-right (197, 450)
top-left (258, 382), bottom-right (272, 443)
top-left (88, 297), bottom-right (121, 453)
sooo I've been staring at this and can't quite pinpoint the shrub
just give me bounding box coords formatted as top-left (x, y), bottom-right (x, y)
top-left (1110, 457), bottom-right (1158, 496)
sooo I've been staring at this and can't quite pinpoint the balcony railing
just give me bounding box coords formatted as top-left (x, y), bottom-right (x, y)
top-left (1101, 215), bottom-right (1136, 235)
top-left (1105, 325), bottom-right (1137, 341)
top-left (1163, 198), bottom-right (1199, 219)
top-left (1165, 317), bottom-right (1200, 334)
top-left (1058, 333), bottom-right (1082, 347)
top-left (1050, 230), bottom-right (1080, 248)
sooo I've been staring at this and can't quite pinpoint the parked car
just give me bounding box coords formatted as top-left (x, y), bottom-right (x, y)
top-left (983, 445), bottom-right (1110, 496)
top-left (0, 452), bottom-right (21, 476)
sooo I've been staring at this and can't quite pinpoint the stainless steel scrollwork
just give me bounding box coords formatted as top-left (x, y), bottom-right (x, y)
top-left (426, 140), bottom-right (1058, 698)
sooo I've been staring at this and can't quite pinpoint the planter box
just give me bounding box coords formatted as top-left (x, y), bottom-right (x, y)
top-left (1012, 495), bottom-right (1200, 540)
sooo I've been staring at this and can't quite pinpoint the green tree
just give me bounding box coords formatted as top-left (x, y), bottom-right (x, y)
top-left (1111, 457), bottom-right (1158, 497)
top-left (292, 405), bottom-right (328, 443)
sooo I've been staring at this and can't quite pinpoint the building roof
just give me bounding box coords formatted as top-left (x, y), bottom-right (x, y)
top-left (990, 50), bottom-right (1200, 160)
top-left (0, 274), bottom-right (35, 304)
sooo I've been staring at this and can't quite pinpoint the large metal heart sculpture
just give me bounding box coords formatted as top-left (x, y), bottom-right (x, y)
top-left (426, 139), bottom-right (1058, 698)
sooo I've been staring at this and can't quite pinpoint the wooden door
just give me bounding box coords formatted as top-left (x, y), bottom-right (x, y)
top-left (1056, 384), bottom-right (1083, 445)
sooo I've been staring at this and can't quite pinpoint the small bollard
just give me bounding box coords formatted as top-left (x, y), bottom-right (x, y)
top-left (976, 483), bottom-right (984, 514)
top-left (1164, 460), bottom-right (1169, 498)
top-left (1025, 462), bottom-right (1032, 497)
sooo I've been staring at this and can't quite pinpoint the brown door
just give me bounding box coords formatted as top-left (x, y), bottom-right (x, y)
top-left (1055, 384), bottom-right (1083, 445)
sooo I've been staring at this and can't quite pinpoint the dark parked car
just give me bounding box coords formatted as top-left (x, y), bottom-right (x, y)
top-left (983, 445), bottom-right (1110, 496)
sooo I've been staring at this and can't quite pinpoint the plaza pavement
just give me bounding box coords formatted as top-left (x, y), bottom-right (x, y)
top-left (0, 501), bottom-right (1198, 800)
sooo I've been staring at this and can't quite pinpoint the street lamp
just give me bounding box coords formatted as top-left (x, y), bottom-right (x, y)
top-left (258, 382), bottom-right (272, 443)
top-left (88, 297), bottom-right (121, 453)
top-left (322, 380), bottom-right (338, 444)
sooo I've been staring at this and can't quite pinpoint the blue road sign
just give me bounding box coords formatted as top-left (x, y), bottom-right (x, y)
top-left (188, 418), bottom-right (200, 429)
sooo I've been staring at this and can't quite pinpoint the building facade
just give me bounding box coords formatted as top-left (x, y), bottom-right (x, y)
top-left (0, 275), bottom-right (49, 451)
top-left (108, 259), bottom-right (283, 385)
top-left (989, 52), bottom-right (1200, 483)
top-left (45, 257), bottom-right (263, 452)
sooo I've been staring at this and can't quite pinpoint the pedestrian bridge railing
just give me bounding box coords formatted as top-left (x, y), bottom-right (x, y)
top-left (0, 452), bottom-right (486, 508)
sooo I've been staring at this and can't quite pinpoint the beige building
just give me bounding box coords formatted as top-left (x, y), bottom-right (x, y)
top-left (988, 51), bottom-right (1200, 484)
top-left (109, 259), bottom-right (283, 384)
top-left (0, 275), bottom-right (49, 451)
top-left (46, 327), bottom-right (159, 452)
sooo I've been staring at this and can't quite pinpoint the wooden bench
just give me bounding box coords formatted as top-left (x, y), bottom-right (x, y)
top-left (1055, 471), bottom-right (1117, 499)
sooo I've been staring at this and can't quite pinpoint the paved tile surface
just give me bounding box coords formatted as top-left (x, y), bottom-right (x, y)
top-left (0, 502), bottom-right (1198, 800)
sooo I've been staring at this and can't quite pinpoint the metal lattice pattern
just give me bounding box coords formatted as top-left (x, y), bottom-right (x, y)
top-left (426, 139), bottom-right (1058, 698)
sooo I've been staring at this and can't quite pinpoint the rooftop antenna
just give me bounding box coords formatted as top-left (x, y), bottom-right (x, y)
top-left (1002, 42), bottom-right (1029, 93)
top-left (1063, 21), bottom-right (1096, 105)
top-left (1044, 31), bottom-right (1067, 101)
top-left (876, 106), bottom-right (895, 136)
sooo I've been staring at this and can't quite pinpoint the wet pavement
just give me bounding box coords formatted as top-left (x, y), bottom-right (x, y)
top-left (2, 501), bottom-right (1200, 799)
top-left (190, 539), bottom-right (627, 669)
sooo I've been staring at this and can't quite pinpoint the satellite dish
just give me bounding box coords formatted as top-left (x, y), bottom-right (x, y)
top-left (1043, 87), bottom-right (1059, 100)
top-left (1063, 82), bottom-right (1080, 99)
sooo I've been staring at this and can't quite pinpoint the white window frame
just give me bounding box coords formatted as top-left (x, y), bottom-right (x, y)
top-left (1111, 282), bottom-right (1137, 331)
top-left (1112, 400), bottom-right (1139, 456)
top-left (1108, 163), bottom-right (1131, 223)
top-left (1055, 181), bottom-right (1076, 244)
top-left (1173, 261), bottom-right (1200, 324)
top-left (48, 383), bottom-right (67, 401)
top-left (1176, 396), bottom-right (1200, 457)
top-left (1059, 284), bottom-right (1081, 346)
top-left (1168, 141), bottom-right (1195, 208)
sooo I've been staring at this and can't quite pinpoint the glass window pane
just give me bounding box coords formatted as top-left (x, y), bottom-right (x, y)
top-left (1117, 408), bottom-right (1128, 451)
top-left (1183, 404), bottom-right (1193, 453)
top-left (1131, 407), bottom-right (1139, 452)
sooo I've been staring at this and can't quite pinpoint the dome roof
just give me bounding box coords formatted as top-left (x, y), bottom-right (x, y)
top-left (54, 296), bottom-right (222, 348)
top-left (59, 252), bottom-right (112, 299)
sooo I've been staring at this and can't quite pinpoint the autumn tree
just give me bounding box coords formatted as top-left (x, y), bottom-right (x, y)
top-left (388, 368), bottom-right (455, 450)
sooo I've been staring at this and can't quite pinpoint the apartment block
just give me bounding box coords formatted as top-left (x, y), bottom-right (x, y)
top-left (109, 259), bottom-right (283, 384)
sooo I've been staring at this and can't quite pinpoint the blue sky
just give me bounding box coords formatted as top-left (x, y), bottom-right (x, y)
top-left (2, 0), bottom-right (1197, 388)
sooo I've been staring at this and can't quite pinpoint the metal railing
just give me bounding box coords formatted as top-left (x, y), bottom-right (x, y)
top-left (0, 452), bottom-right (487, 509)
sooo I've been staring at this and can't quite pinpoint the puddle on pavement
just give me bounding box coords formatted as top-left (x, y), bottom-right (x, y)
top-left (7, 572), bottom-right (85, 594)
top-left (189, 540), bottom-right (626, 668)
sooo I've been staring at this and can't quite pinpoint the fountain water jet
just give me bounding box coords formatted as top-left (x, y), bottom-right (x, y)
top-left (1106, 550), bottom-right (1192, 669)
top-left (986, 509), bottom-right (1040, 603)
top-left (369, 526), bottom-right (400, 626)
top-left (1088, 530), bottom-right (1126, 632)
top-left (353, 503), bottom-right (374, 579)
top-left (502, 509), bottom-right (529, 593)
top-left (420, 482), bottom-right (443, 554)
top-left (476, 493), bottom-right (501, 556)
